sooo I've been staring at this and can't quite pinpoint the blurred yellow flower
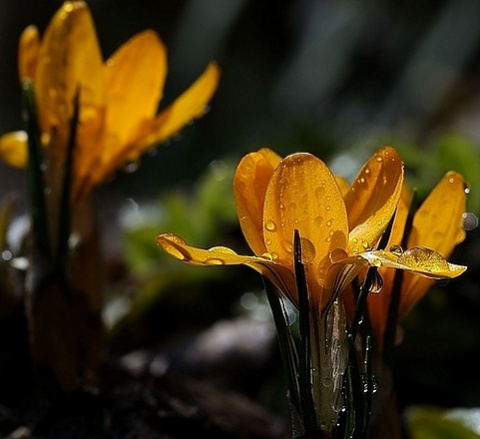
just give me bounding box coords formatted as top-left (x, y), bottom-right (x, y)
top-left (0, 1), bottom-right (220, 202)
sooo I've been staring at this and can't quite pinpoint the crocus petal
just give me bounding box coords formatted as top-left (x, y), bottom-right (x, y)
top-left (0, 131), bottom-right (28, 168)
top-left (263, 153), bottom-right (348, 308)
top-left (233, 148), bottom-right (282, 256)
top-left (133, 62), bottom-right (221, 153)
top-left (18, 25), bottom-right (40, 80)
top-left (35, 1), bottom-right (105, 148)
top-left (156, 232), bottom-right (297, 304)
top-left (398, 171), bottom-right (468, 318)
top-left (408, 171), bottom-right (467, 255)
top-left (335, 175), bottom-right (350, 197)
top-left (102, 30), bottom-right (167, 159)
top-left (360, 247), bottom-right (467, 278)
top-left (345, 146), bottom-right (404, 254)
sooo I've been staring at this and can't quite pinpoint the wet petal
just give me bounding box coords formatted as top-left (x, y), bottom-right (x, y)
top-left (156, 232), bottom-right (297, 303)
top-left (233, 148), bottom-right (282, 256)
top-left (35, 1), bottom-right (105, 147)
top-left (345, 146), bottom-right (404, 254)
top-left (409, 171), bottom-right (467, 256)
top-left (262, 153), bottom-right (348, 309)
top-left (133, 62), bottom-right (221, 154)
top-left (360, 247), bottom-right (467, 278)
top-left (18, 25), bottom-right (40, 80)
top-left (103, 30), bottom-right (167, 155)
top-left (0, 131), bottom-right (28, 168)
top-left (263, 153), bottom-right (348, 269)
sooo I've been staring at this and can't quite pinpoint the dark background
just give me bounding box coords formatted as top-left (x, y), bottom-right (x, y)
top-left (1, 0), bottom-right (480, 421)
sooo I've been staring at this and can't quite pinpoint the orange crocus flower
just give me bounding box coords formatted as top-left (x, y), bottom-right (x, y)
top-left (0, 1), bottom-right (220, 203)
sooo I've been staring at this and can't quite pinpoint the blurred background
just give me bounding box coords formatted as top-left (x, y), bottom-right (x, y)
top-left (1, 0), bottom-right (480, 432)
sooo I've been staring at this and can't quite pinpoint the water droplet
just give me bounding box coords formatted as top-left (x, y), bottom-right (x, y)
top-left (1, 250), bottom-right (12, 261)
top-left (365, 167), bottom-right (371, 174)
top-left (329, 248), bottom-right (347, 263)
top-left (294, 219), bottom-right (299, 224)
top-left (462, 212), bottom-right (478, 231)
top-left (369, 271), bottom-right (383, 294)
top-left (326, 219), bottom-right (333, 227)
top-left (204, 258), bottom-right (224, 265)
top-left (448, 177), bottom-right (455, 184)
top-left (266, 239), bottom-right (272, 246)
top-left (123, 160), bottom-right (140, 173)
top-left (389, 244), bottom-right (403, 255)
top-left (279, 203), bottom-right (285, 210)
top-left (465, 187), bottom-right (471, 194)
top-left (261, 252), bottom-right (274, 261)
top-left (326, 205), bottom-right (331, 211)
top-left (265, 220), bottom-right (276, 232)
top-left (314, 216), bottom-right (323, 226)
top-left (375, 155), bottom-right (383, 162)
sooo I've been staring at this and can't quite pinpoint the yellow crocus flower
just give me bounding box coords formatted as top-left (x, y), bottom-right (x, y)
top-left (157, 146), bottom-right (465, 312)
top-left (0, 1), bottom-right (220, 203)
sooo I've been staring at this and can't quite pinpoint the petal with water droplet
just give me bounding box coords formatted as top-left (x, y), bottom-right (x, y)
top-left (360, 247), bottom-right (467, 278)
top-left (156, 232), bottom-right (297, 304)
top-left (232, 148), bottom-right (281, 256)
top-left (345, 146), bottom-right (404, 254)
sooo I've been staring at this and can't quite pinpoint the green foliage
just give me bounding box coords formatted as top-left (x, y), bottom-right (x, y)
top-left (407, 406), bottom-right (480, 439)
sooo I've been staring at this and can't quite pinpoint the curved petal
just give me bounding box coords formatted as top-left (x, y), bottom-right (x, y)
top-left (156, 232), bottom-right (297, 304)
top-left (133, 62), bottom-right (221, 154)
top-left (18, 25), bottom-right (40, 80)
top-left (102, 30), bottom-right (167, 156)
top-left (397, 171), bottom-right (468, 318)
top-left (345, 146), bottom-right (404, 254)
top-left (233, 148), bottom-right (282, 256)
top-left (360, 247), bottom-right (467, 279)
top-left (409, 171), bottom-right (467, 255)
top-left (335, 175), bottom-right (350, 197)
top-left (263, 153), bottom-right (348, 264)
top-left (0, 131), bottom-right (28, 168)
top-left (35, 1), bottom-right (105, 148)
top-left (262, 153), bottom-right (348, 307)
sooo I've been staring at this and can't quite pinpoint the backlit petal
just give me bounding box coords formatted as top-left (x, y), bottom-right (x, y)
top-left (103, 30), bottom-right (167, 156)
top-left (345, 146), bottom-right (404, 254)
top-left (408, 171), bottom-right (467, 254)
top-left (360, 247), bottom-right (467, 278)
top-left (233, 148), bottom-right (281, 256)
top-left (133, 62), bottom-right (221, 154)
top-left (398, 171), bottom-right (468, 318)
top-left (263, 153), bottom-right (348, 307)
top-left (263, 153), bottom-right (348, 265)
top-left (35, 1), bottom-right (105, 147)
top-left (0, 131), bottom-right (28, 168)
top-left (18, 25), bottom-right (40, 80)
top-left (156, 232), bottom-right (297, 303)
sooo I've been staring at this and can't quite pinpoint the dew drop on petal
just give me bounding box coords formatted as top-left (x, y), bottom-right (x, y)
top-left (329, 248), bottom-right (347, 264)
top-left (389, 244), bottom-right (404, 255)
top-left (203, 258), bottom-right (225, 265)
top-left (265, 220), bottom-right (276, 232)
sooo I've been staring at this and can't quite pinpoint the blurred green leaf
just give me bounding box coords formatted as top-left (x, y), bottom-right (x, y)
top-left (407, 406), bottom-right (480, 439)
top-left (437, 133), bottom-right (480, 214)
